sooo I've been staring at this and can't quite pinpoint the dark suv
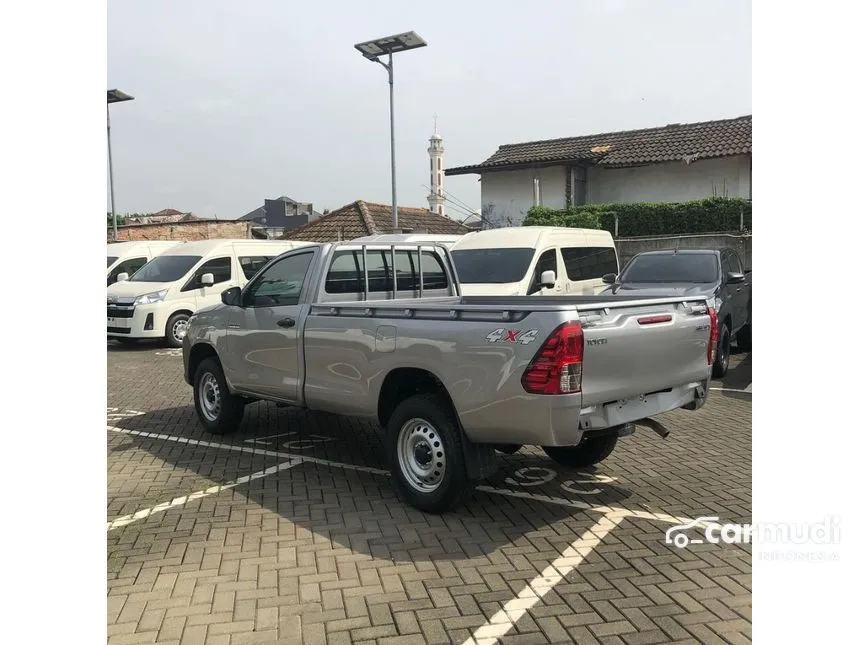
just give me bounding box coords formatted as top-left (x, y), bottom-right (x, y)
top-left (601, 248), bottom-right (751, 378)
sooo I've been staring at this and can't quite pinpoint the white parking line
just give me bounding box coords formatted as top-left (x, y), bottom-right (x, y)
top-left (109, 426), bottom-right (694, 523)
top-left (710, 386), bottom-right (752, 394)
top-left (106, 458), bottom-right (301, 531)
top-left (462, 513), bottom-right (625, 645)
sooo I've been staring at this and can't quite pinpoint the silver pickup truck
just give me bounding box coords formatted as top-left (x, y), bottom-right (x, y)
top-left (182, 241), bottom-right (715, 513)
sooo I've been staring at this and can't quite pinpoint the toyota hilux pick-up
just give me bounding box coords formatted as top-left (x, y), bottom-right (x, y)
top-left (182, 241), bottom-right (716, 513)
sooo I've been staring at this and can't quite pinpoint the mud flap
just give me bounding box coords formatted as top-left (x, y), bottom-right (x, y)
top-left (460, 433), bottom-right (498, 481)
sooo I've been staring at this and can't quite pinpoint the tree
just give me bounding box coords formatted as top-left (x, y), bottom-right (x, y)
top-left (107, 212), bottom-right (127, 227)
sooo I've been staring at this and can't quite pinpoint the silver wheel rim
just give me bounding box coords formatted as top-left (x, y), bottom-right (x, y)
top-left (172, 318), bottom-right (188, 342)
top-left (397, 418), bottom-right (446, 492)
top-left (198, 373), bottom-right (221, 422)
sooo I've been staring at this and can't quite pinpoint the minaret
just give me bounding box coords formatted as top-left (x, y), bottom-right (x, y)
top-left (427, 116), bottom-right (445, 216)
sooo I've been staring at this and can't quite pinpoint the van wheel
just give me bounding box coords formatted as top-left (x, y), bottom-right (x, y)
top-left (711, 323), bottom-right (730, 378)
top-left (193, 357), bottom-right (244, 434)
top-left (165, 313), bottom-right (190, 348)
top-left (543, 435), bottom-right (618, 468)
top-left (386, 394), bottom-right (474, 514)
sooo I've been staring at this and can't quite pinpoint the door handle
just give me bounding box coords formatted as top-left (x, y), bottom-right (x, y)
top-left (277, 317), bottom-right (296, 328)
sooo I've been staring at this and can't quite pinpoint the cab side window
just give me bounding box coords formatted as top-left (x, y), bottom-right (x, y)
top-left (182, 257), bottom-right (232, 291)
top-left (528, 250), bottom-right (557, 295)
top-left (245, 252), bottom-right (314, 307)
top-left (107, 256), bottom-right (147, 286)
top-left (727, 250), bottom-right (743, 275)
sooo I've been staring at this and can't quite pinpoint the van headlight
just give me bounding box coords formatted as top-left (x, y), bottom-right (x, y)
top-left (134, 289), bottom-right (168, 305)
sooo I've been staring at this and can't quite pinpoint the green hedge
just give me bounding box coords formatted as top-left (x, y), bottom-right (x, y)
top-left (523, 198), bottom-right (751, 237)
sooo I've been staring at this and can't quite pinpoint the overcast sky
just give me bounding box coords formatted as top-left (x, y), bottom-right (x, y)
top-left (107, 0), bottom-right (751, 220)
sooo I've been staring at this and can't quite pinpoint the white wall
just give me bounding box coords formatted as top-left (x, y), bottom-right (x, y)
top-left (479, 154), bottom-right (751, 225)
top-left (587, 155), bottom-right (751, 204)
top-left (480, 166), bottom-right (566, 226)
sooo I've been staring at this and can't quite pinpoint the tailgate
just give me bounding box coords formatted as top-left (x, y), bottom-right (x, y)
top-left (579, 298), bottom-right (711, 407)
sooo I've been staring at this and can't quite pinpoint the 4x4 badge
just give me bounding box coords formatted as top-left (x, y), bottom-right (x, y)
top-left (485, 328), bottom-right (539, 345)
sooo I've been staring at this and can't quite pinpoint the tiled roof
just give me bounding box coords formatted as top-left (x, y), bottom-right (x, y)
top-left (282, 200), bottom-right (471, 243)
top-left (445, 115), bottom-right (751, 175)
top-left (125, 210), bottom-right (199, 225)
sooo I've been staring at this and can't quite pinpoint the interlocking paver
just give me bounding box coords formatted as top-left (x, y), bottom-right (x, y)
top-left (107, 342), bottom-right (752, 644)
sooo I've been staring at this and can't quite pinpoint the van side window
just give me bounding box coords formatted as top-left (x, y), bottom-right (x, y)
top-left (528, 250), bottom-right (557, 295)
top-left (182, 257), bottom-right (232, 291)
top-left (239, 256), bottom-right (273, 280)
top-left (560, 247), bottom-right (617, 281)
top-left (107, 256), bottom-right (148, 285)
top-left (324, 249), bottom-right (448, 294)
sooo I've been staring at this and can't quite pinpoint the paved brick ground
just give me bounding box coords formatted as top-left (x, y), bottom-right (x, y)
top-left (107, 341), bottom-right (752, 644)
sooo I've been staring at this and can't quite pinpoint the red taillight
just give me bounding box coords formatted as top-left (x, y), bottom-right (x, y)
top-left (521, 322), bottom-right (584, 395)
top-left (707, 307), bottom-right (718, 365)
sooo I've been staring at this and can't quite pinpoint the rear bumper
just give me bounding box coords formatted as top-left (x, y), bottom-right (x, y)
top-left (460, 378), bottom-right (709, 447)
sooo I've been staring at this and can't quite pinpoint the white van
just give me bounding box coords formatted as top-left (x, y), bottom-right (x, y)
top-left (107, 239), bottom-right (314, 347)
top-left (449, 226), bottom-right (619, 296)
top-left (350, 233), bottom-right (465, 248)
top-left (107, 241), bottom-right (183, 286)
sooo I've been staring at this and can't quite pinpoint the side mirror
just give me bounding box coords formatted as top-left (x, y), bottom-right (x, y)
top-left (221, 286), bottom-right (242, 307)
top-left (116, 272), bottom-right (129, 282)
top-left (540, 270), bottom-right (556, 288)
top-left (602, 273), bottom-right (617, 284)
top-left (726, 272), bottom-right (745, 284)
top-left (200, 273), bottom-right (215, 287)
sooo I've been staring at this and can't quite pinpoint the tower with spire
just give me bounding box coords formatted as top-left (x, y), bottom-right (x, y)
top-left (427, 116), bottom-right (445, 216)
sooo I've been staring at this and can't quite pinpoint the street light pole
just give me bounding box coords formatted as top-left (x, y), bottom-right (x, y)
top-left (107, 103), bottom-right (118, 240)
top-left (376, 52), bottom-right (397, 229)
top-left (354, 31), bottom-right (427, 232)
top-left (107, 89), bottom-right (135, 240)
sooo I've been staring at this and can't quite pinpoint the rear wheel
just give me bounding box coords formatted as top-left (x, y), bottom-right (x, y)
top-left (543, 434), bottom-right (618, 468)
top-left (165, 313), bottom-right (190, 348)
top-left (711, 323), bottom-right (730, 378)
top-left (386, 393), bottom-right (474, 513)
top-left (193, 357), bottom-right (244, 434)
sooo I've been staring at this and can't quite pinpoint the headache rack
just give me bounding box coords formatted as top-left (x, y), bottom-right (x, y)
top-left (337, 241), bottom-right (462, 301)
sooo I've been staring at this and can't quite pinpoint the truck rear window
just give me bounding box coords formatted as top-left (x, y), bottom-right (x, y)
top-left (325, 249), bottom-right (448, 294)
top-left (621, 253), bottom-right (719, 283)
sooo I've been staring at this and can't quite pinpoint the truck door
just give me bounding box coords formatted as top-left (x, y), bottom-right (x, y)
top-left (727, 249), bottom-right (749, 329)
top-left (225, 249), bottom-right (316, 401)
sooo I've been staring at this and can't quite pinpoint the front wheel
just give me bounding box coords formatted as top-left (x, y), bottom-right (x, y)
top-left (543, 434), bottom-right (618, 468)
top-left (165, 312), bottom-right (190, 348)
top-left (386, 394), bottom-right (474, 514)
top-left (736, 320), bottom-right (751, 352)
top-left (193, 357), bottom-right (244, 434)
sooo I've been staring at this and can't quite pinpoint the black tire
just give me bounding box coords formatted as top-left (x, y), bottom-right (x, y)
top-left (543, 434), bottom-right (618, 468)
top-left (736, 319), bottom-right (751, 352)
top-left (192, 357), bottom-right (244, 434)
top-left (495, 444), bottom-right (522, 455)
top-left (386, 393), bottom-right (475, 514)
top-left (711, 323), bottom-right (730, 378)
top-left (165, 312), bottom-right (190, 348)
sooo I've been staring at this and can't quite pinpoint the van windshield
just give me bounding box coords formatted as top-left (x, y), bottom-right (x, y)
top-left (129, 255), bottom-right (202, 282)
top-left (451, 248), bottom-right (535, 284)
top-left (621, 253), bottom-right (719, 284)
top-left (107, 256), bottom-right (118, 267)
